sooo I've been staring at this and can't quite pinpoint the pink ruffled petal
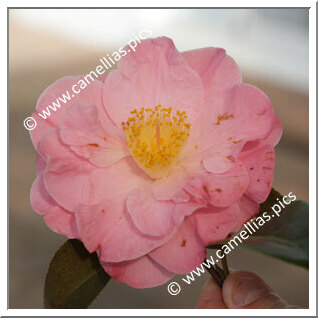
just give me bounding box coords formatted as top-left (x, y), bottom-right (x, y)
top-left (182, 47), bottom-right (241, 108)
top-left (30, 173), bottom-right (78, 238)
top-left (263, 115), bottom-right (283, 147)
top-left (30, 115), bottom-right (53, 152)
top-left (103, 37), bottom-right (204, 128)
top-left (172, 189), bottom-right (190, 203)
top-left (76, 181), bottom-right (172, 262)
top-left (89, 157), bottom-right (151, 203)
top-left (217, 83), bottom-right (274, 140)
top-left (238, 114), bottom-right (281, 168)
top-left (202, 151), bottom-right (241, 174)
top-left (44, 155), bottom-right (98, 211)
top-left (40, 130), bottom-right (95, 211)
top-left (196, 197), bottom-right (259, 245)
top-left (98, 212), bottom-right (176, 262)
top-left (44, 209), bottom-right (79, 239)
top-left (184, 161), bottom-right (249, 208)
top-left (59, 103), bottom-right (108, 145)
top-left (30, 76), bottom-right (106, 151)
top-left (59, 104), bottom-right (128, 167)
top-left (30, 173), bottom-right (63, 216)
top-left (202, 84), bottom-right (275, 173)
top-left (126, 188), bottom-right (175, 237)
top-left (173, 201), bottom-right (207, 228)
top-left (76, 201), bottom-right (124, 253)
top-left (101, 256), bottom-right (174, 288)
top-left (35, 154), bottom-right (46, 175)
top-left (182, 177), bottom-right (206, 201)
top-left (237, 195), bottom-right (260, 221)
top-left (239, 145), bottom-right (275, 203)
top-left (195, 205), bottom-right (241, 245)
top-left (152, 167), bottom-right (189, 201)
top-left (98, 74), bottom-right (108, 83)
top-left (243, 115), bottom-right (282, 153)
top-left (149, 216), bottom-right (205, 274)
top-left (179, 47), bottom-right (242, 161)
top-left (41, 128), bottom-right (147, 212)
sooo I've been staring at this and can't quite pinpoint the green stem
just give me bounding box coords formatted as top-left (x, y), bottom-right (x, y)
top-left (204, 261), bottom-right (224, 287)
top-left (204, 252), bottom-right (230, 287)
top-left (221, 254), bottom-right (229, 278)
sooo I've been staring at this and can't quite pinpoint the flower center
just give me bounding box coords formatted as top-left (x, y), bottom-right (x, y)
top-left (122, 105), bottom-right (190, 179)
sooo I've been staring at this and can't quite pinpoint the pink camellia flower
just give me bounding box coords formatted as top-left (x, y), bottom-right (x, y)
top-left (30, 37), bottom-right (282, 288)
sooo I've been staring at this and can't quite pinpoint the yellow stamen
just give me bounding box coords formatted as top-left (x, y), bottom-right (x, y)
top-left (122, 105), bottom-right (190, 179)
top-left (156, 121), bottom-right (161, 147)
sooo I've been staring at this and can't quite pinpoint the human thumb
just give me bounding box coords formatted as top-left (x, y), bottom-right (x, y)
top-left (222, 271), bottom-right (293, 309)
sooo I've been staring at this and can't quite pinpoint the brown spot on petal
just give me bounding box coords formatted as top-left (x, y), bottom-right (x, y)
top-left (226, 155), bottom-right (235, 162)
top-left (101, 209), bottom-right (105, 214)
top-left (214, 113), bottom-right (234, 125)
top-left (232, 139), bottom-right (242, 144)
top-left (250, 167), bottom-right (254, 170)
top-left (181, 240), bottom-right (187, 247)
top-left (215, 188), bottom-right (222, 193)
top-left (87, 143), bottom-right (99, 147)
top-left (103, 137), bottom-right (108, 141)
top-left (202, 184), bottom-right (209, 195)
top-left (257, 179), bottom-right (260, 182)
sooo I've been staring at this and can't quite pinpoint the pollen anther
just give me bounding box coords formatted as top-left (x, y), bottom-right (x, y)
top-left (122, 105), bottom-right (190, 179)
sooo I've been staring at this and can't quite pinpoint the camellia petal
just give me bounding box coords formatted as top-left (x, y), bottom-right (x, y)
top-left (97, 213), bottom-right (176, 263)
top-left (195, 197), bottom-right (258, 246)
top-left (59, 103), bottom-right (128, 167)
top-left (184, 160), bottom-right (249, 208)
top-left (30, 173), bottom-right (79, 238)
top-left (152, 166), bottom-right (190, 201)
top-left (44, 209), bottom-right (79, 239)
top-left (202, 84), bottom-right (275, 173)
top-left (30, 173), bottom-right (62, 216)
top-left (101, 256), bottom-right (174, 288)
top-left (182, 47), bottom-right (242, 109)
top-left (239, 145), bottom-right (275, 203)
top-left (103, 37), bottom-right (205, 128)
top-left (30, 76), bottom-right (106, 150)
top-left (29, 36), bottom-right (282, 289)
top-left (149, 216), bottom-right (206, 274)
top-left (75, 201), bottom-right (124, 253)
top-left (126, 188), bottom-right (175, 237)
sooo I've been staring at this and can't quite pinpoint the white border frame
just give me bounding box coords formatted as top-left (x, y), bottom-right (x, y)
top-left (2, 0), bottom-right (316, 316)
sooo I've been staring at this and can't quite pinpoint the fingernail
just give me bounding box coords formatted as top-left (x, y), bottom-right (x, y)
top-left (232, 277), bottom-right (268, 306)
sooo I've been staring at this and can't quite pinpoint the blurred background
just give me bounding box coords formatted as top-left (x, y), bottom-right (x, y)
top-left (9, 8), bottom-right (309, 308)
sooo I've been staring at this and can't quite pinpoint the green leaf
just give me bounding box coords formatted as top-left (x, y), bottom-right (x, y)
top-left (44, 239), bottom-right (111, 309)
top-left (243, 198), bottom-right (309, 269)
top-left (258, 188), bottom-right (283, 216)
top-left (207, 189), bottom-right (309, 269)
